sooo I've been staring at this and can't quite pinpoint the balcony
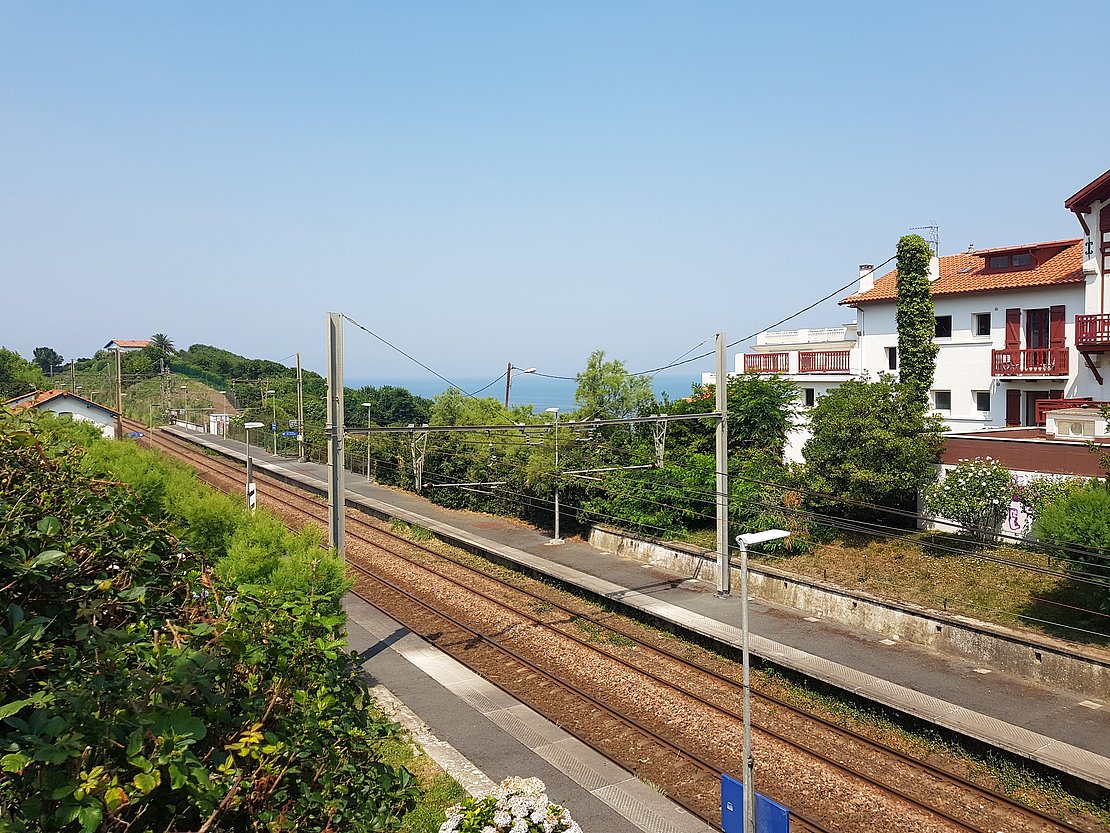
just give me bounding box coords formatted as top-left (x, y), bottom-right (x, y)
top-left (743, 352), bottom-right (789, 373)
top-left (991, 348), bottom-right (1069, 377)
top-left (1076, 314), bottom-right (1110, 351)
top-left (798, 350), bottom-right (851, 374)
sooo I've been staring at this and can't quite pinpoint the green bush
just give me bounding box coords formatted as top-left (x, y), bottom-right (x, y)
top-left (1034, 482), bottom-right (1110, 608)
top-left (1013, 475), bottom-right (1088, 521)
top-left (0, 410), bottom-right (416, 832)
top-left (60, 415), bottom-right (349, 601)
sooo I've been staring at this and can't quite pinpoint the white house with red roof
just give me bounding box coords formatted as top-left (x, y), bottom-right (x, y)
top-left (735, 168), bottom-right (1110, 468)
top-left (103, 339), bottom-right (151, 351)
top-left (4, 390), bottom-right (120, 439)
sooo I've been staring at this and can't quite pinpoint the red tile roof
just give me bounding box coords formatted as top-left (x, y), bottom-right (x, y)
top-left (4, 389), bottom-right (119, 416)
top-left (841, 239), bottom-right (1084, 306)
top-left (104, 339), bottom-right (151, 349)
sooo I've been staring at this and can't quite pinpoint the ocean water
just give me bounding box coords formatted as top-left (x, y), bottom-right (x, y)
top-left (345, 373), bottom-right (700, 413)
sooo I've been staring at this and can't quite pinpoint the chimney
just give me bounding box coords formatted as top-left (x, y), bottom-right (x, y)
top-left (858, 263), bottom-right (875, 293)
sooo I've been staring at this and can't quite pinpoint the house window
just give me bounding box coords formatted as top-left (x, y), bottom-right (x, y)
top-left (974, 391), bottom-right (991, 412)
top-left (886, 346), bottom-right (897, 370)
top-left (935, 315), bottom-right (953, 338)
top-left (804, 388), bottom-right (815, 407)
top-left (973, 312), bottom-right (991, 337)
top-left (934, 390), bottom-right (952, 411)
top-left (986, 251), bottom-right (1034, 271)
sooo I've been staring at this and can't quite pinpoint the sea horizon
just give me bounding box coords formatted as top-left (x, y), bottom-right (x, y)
top-left (345, 372), bottom-right (701, 413)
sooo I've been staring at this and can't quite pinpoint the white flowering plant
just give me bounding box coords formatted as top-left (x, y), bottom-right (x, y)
top-left (438, 777), bottom-right (582, 833)
top-left (924, 457), bottom-right (1015, 543)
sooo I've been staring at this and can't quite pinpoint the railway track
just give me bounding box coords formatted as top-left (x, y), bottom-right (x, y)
top-left (128, 420), bottom-right (1094, 833)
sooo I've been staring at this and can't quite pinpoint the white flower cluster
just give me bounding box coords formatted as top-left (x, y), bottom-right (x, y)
top-left (439, 777), bottom-right (582, 833)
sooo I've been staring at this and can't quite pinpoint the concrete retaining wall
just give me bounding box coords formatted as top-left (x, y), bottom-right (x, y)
top-left (588, 526), bottom-right (1110, 697)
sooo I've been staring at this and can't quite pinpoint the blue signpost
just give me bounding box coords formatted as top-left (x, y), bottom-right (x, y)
top-left (721, 774), bottom-right (788, 833)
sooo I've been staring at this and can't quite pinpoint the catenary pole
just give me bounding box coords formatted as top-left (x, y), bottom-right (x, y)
top-left (715, 332), bottom-right (730, 595)
top-left (326, 313), bottom-right (346, 558)
top-left (296, 352), bottom-right (305, 462)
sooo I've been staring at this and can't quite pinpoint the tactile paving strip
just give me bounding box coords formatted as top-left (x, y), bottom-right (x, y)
top-left (593, 784), bottom-right (686, 833)
top-left (486, 709), bottom-right (552, 749)
top-left (534, 743), bottom-right (611, 791)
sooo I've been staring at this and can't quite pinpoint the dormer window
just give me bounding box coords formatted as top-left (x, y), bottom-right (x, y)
top-left (985, 250), bottom-right (1035, 271)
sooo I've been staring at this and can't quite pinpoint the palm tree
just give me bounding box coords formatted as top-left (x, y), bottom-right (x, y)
top-left (150, 333), bottom-right (175, 356)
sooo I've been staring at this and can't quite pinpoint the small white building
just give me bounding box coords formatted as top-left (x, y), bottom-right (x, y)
top-left (4, 389), bottom-right (121, 440)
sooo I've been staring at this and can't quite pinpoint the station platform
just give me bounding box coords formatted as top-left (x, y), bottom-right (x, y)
top-left (162, 427), bottom-right (1110, 793)
top-left (346, 592), bottom-right (714, 833)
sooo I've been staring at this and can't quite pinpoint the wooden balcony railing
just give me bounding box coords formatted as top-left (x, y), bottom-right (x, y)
top-left (1076, 314), bottom-right (1110, 350)
top-left (1034, 398), bottom-right (1109, 425)
top-left (743, 352), bottom-right (789, 374)
top-left (798, 350), bottom-right (851, 373)
top-left (991, 348), bottom-right (1069, 376)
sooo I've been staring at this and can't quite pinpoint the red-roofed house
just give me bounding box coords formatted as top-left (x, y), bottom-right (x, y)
top-left (730, 168), bottom-right (1110, 465)
top-left (4, 390), bottom-right (120, 439)
top-left (103, 339), bottom-right (151, 351)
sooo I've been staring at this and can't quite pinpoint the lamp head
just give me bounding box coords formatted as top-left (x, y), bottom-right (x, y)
top-left (244, 421), bottom-right (264, 430)
top-left (361, 402), bottom-right (372, 407)
top-left (735, 529), bottom-right (791, 546)
top-left (545, 407), bottom-right (559, 414)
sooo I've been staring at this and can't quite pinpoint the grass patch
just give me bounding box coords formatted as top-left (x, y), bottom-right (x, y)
top-left (410, 525), bottom-right (434, 542)
top-left (681, 528), bottom-right (1106, 646)
top-left (374, 708), bottom-right (468, 833)
top-left (571, 617), bottom-right (635, 647)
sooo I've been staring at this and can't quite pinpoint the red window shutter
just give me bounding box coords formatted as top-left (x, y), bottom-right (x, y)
top-left (1049, 305), bottom-right (1066, 348)
top-left (1005, 389), bottom-right (1021, 426)
top-left (1005, 308), bottom-right (1021, 349)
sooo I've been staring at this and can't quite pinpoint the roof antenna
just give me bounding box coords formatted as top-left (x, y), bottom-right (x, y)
top-left (910, 224), bottom-right (940, 256)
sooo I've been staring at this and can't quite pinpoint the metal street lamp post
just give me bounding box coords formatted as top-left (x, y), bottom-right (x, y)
top-left (362, 402), bottom-right (373, 481)
top-left (244, 421), bottom-right (265, 511)
top-left (734, 528), bottom-right (791, 833)
top-left (266, 390), bottom-right (277, 454)
top-left (148, 402), bottom-right (163, 429)
top-left (544, 407), bottom-right (563, 545)
top-left (180, 385), bottom-right (188, 424)
top-left (504, 364), bottom-right (537, 409)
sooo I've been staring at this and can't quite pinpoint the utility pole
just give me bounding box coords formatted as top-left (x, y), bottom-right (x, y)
top-left (114, 347), bottom-right (123, 439)
top-left (325, 313), bottom-right (346, 558)
top-left (715, 332), bottom-right (730, 596)
top-left (296, 352), bottom-right (305, 462)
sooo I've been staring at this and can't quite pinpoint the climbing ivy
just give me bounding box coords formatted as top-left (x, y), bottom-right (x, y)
top-left (895, 234), bottom-right (939, 411)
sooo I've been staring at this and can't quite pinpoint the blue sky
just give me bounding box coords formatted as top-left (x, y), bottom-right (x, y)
top-left (3, 2), bottom-right (1106, 386)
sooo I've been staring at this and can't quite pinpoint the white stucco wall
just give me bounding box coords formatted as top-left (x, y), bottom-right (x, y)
top-left (857, 284), bottom-right (1091, 429)
top-left (37, 399), bottom-right (116, 439)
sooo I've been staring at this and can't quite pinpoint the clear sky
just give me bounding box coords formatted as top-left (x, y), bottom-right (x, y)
top-left (3, 2), bottom-right (1107, 386)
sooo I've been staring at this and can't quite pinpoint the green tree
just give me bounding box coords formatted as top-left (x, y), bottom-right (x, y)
top-left (668, 374), bottom-right (798, 458)
top-left (802, 374), bottom-right (945, 520)
top-left (573, 350), bottom-right (655, 420)
top-left (149, 333), bottom-right (175, 355)
top-left (895, 234), bottom-right (939, 411)
top-left (31, 347), bottom-right (64, 376)
top-left (0, 348), bottom-right (47, 399)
